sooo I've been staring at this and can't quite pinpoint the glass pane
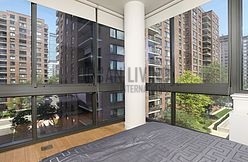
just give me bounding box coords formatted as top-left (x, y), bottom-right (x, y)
top-left (98, 25), bottom-right (124, 83)
top-left (243, 0), bottom-right (248, 90)
top-left (146, 91), bottom-right (171, 124)
top-left (98, 91), bottom-right (125, 122)
top-left (0, 0), bottom-right (31, 84)
top-left (37, 5), bottom-right (94, 84)
top-left (146, 20), bottom-right (171, 84)
top-left (173, 0), bottom-right (228, 83)
top-left (0, 96), bottom-right (32, 146)
top-left (37, 93), bottom-right (93, 137)
top-left (176, 93), bottom-right (232, 138)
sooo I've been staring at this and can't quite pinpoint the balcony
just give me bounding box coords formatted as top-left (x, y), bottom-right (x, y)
top-left (149, 94), bottom-right (161, 100)
top-left (0, 31), bottom-right (6, 37)
top-left (148, 59), bottom-right (162, 66)
top-left (149, 26), bottom-right (161, 34)
top-left (203, 57), bottom-right (212, 62)
top-left (148, 48), bottom-right (161, 55)
top-left (148, 35), bottom-right (162, 44)
top-left (149, 105), bottom-right (162, 112)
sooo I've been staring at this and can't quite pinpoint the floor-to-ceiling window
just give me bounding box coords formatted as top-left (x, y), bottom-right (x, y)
top-left (146, 0), bottom-right (234, 138)
top-left (0, 0), bottom-right (124, 150)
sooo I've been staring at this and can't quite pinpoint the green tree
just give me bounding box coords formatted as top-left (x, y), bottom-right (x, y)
top-left (48, 75), bottom-right (59, 84)
top-left (6, 97), bottom-right (30, 110)
top-left (176, 71), bottom-right (213, 118)
top-left (202, 62), bottom-right (228, 83)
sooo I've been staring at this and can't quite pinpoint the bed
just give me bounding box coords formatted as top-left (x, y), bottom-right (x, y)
top-left (41, 122), bottom-right (248, 162)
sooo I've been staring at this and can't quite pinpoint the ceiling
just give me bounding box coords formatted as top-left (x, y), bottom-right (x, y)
top-left (85, 0), bottom-right (176, 15)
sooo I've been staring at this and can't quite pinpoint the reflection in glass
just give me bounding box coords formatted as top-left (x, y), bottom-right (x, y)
top-left (147, 91), bottom-right (171, 124)
top-left (37, 6), bottom-right (95, 84)
top-left (98, 25), bottom-right (124, 83)
top-left (98, 91), bottom-right (125, 122)
top-left (0, 97), bottom-right (32, 146)
top-left (37, 93), bottom-right (93, 137)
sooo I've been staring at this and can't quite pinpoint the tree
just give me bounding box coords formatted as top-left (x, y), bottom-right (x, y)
top-left (176, 71), bottom-right (213, 118)
top-left (202, 62), bottom-right (228, 83)
top-left (48, 75), bottom-right (59, 84)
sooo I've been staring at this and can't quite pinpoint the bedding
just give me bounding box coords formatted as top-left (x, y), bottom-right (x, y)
top-left (41, 122), bottom-right (248, 162)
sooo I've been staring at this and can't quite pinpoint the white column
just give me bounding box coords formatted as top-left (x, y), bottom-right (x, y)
top-left (230, 93), bottom-right (248, 145)
top-left (124, 1), bottom-right (146, 129)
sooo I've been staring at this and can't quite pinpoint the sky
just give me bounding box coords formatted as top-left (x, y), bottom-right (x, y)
top-left (0, 0), bottom-right (247, 36)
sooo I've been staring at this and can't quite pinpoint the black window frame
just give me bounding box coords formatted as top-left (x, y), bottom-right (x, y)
top-left (0, 4), bottom-right (124, 152)
top-left (146, 0), bottom-right (246, 126)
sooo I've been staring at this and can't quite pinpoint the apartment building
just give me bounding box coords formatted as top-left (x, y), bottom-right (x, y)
top-left (0, 11), bottom-right (48, 84)
top-left (56, 11), bottom-right (125, 121)
top-left (146, 7), bottom-right (220, 119)
top-left (219, 35), bottom-right (228, 72)
top-left (48, 33), bottom-right (59, 78)
top-left (220, 35), bottom-right (248, 89)
top-left (202, 10), bottom-right (220, 66)
top-left (243, 36), bottom-right (248, 89)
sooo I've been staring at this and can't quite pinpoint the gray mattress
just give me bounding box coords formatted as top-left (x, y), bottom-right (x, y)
top-left (41, 122), bottom-right (248, 162)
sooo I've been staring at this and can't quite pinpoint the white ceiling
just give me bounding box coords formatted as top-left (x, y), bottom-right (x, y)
top-left (84, 0), bottom-right (176, 15)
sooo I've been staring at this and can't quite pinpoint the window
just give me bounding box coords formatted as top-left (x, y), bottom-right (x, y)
top-left (10, 20), bottom-right (15, 25)
top-left (37, 93), bottom-right (93, 137)
top-left (110, 44), bottom-right (124, 55)
top-left (19, 16), bottom-right (26, 22)
top-left (0, 0), bottom-right (126, 150)
top-left (99, 92), bottom-right (125, 121)
top-left (243, 0), bottom-right (248, 90)
top-left (176, 93), bottom-right (231, 134)
top-left (117, 46), bottom-right (124, 55)
top-left (117, 61), bottom-right (124, 70)
top-left (10, 32), bottom-right (15, 37)
top-left (10, 26), bottom-right (15, 31)
top-left (147, 0), bottom-right (230, 138)
top-left (117, 92), bottom-right (124, 102)
top-left (99, 24), bottom-right (124, 83)
top-left (110, 28), bottom-right (124, 40)
top-left (10, 14), bottom-right (15, 19)
top-left (0, 96), bottom-right (32, 146)
top-left (110, 28), bottom-right (116, 38)
top-left (117, 30), bottom-right (124, 40)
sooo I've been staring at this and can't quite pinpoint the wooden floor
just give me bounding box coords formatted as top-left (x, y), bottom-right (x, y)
top-left (0, 122), bottom-right (125, 162)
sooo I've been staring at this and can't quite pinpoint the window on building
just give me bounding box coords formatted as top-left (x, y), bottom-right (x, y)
top-left (110, 28), bottom-right (116, 38)
top-left (117, 30), bottom-right (124, 40)
top-left (117, 46), bottom-right (124, 55)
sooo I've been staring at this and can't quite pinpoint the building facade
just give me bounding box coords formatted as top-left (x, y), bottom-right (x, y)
top-left (202, 10), bottom-right (220, 66)
top-left (243, 36), bottom-right (248, 89)
top-left (56, 11), bottom-right (125, 123)
top-left (146, 7), bottom-right (220, 119)
top-left (0, 11), bottom-right (48, 84)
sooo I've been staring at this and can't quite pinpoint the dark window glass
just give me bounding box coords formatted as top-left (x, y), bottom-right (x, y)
top-left (146, 20), bottom-right (170, 84)
top-left (98, 24), bottom-right (124, 83)
top-left (0, 96), bottom-right (32, 146)
top-left (98, 91), bottom-right (125, 122)
top-left (37, 93), bottom-right (93, 137)
top-left (36, 6), bottom-right (95, 84)
top-left (147, 91), bottom-right (171, 123)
